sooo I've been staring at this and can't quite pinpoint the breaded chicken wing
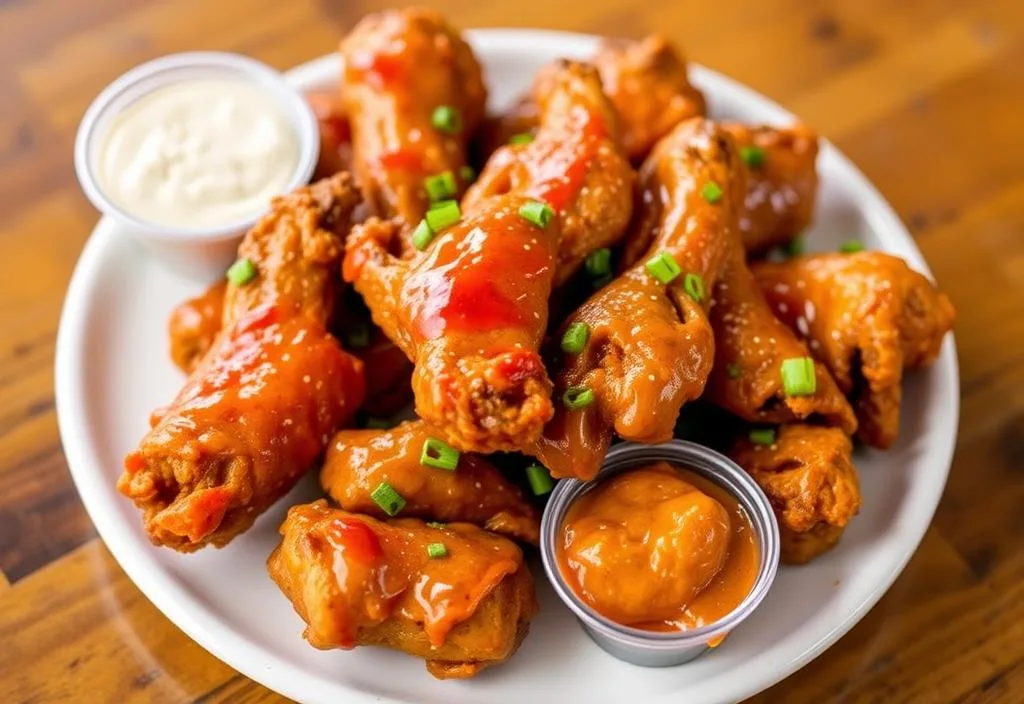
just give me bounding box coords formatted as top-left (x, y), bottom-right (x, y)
top-left (753, 252), bottom-right (956, 448)
top-left (730, 424), bottom-right (861, 564)
top-left (268, 501), bottom-right (537, 679)
top-left (168, 280), bottom-right (226, 373)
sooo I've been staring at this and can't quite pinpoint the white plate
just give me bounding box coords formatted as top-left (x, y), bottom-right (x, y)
top-left (56, 29), bottom-right (959, 704)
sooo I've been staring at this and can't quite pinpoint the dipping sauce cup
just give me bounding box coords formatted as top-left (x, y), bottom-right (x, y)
top-left (74, 52), bottom-right (319, 278)
top-left (540, 440), bottom-right (780, 667)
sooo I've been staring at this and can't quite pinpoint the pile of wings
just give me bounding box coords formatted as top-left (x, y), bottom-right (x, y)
top-left (116, 8), bottom-right (955, 679)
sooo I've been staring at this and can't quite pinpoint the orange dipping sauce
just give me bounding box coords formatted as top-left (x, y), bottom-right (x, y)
top-left (557, 462), bottom-right (758, 633)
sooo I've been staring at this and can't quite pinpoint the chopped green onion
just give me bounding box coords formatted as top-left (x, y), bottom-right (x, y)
top-left (563, 386), bottom-right (595, 410)
top-left (509, 132), bottom-right (534, 145)
top-left (426, 521), bottom-right (446, 529)
top-left (427, 542), bottom-right (448, 559)
top-left (749, 428), bottom-right (776, 446)
top-left (726, 363), bottom-right (741, 379)
top-left (740, 145), bottom-right (766, 168)
top-left (784, 236), bottom-right (806, 257)
top-left (226, 258), bottom-right (257, 286)
top-left (371, 482), bottom-right (406, 516)
top-left (683, 273), bottom-right (705, 302)
top-left (780, 357), bottom-right (817, 397)
top-left (425, 199), bottom-right (461, 231)
top-left (364, 417), bottom-right (393, 430)
top-left (701, 181), bottom-right (724, 203)
top-left (839, 239), bottom-right (864, 254)
top-left (526, 464), bottom-right (555, 496)
top-left (560, 322), bottom-right (590, 354)
top-left (421, 437), bottom-right (460, 471)
top-left (344, 322), bottom-right (370, 349)
top-left (519, 200), bottom-right (554, 228)
top-left (592, 273), bottom-right (614, 289)
top-left (412, 219), bottom-right (435, 251)
top-left (585, 248), bottom-right (612, 277)
top-left (425, 170), bottom-right (457, 202)
top-left (645, 251), bottom-right (682, 284)
top-left (459, 165), bottom-right (476, 183)
top-left (431, 105), bottom-right (461, 134)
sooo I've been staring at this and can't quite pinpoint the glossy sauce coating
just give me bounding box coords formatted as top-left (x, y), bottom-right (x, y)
top-left (557, 463), bottom-right (758, 631)
top-left (321, 420), bottom-right (541, 544)
top-left (268, 501), bottom-right (537, 679)
top-left (307, 90), bottom-right (354, 180)
top-left (168, 279), bottom-right (226, 373)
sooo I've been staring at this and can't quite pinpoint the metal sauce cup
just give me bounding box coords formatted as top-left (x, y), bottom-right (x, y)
top-left (540, 440), bottom-right (780, 667)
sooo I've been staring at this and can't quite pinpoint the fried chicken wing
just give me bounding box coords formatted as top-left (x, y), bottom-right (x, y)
top-left (705, 242), bottom-right (857, 433)
top-left (721, 123), bottom-right (819, 255)
top-left (268, 501), bottom-right (537, 679)
top-left (533, 118), bottom-right (741, 479)
top-left (752, 252), bottom-right (956, 448)
top-left (169, 280), bottom-right (226, 373)
top-left (340, 8), bottom-right (485, 241)
top-left (729, 424), bottom-right (861, 564)
top-left (321, 420), bottom-right (540, 544)
top-left (464, 60), bottom-right (634, 283)
top-left (307, 90), bottom-right (354, 180)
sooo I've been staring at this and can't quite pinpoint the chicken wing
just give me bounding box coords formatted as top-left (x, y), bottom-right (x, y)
top-left (268, 501), bottom-right (537, 679)
top-left (321, 420), bottom-right (540, 544)
top-left (704, 242), bottom-right (857, 433)
top-left (721, 122), bottom-right (819, 255)
top-left (340, 7), bottom-right (486, 241)
top-left (307, 89), bottom-right (354, 180)
top-left (168, 279), bottom-right (226, 373)
top-left (752, 252), bottom-right (955, 448)
top-left (533, 118), bottom-right (741, 479)
top-left (729, 424), bottom-right (861, 564)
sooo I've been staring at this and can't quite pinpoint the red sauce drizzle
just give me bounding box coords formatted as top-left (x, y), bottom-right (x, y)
top-left (526, 105), bottom-right (607, 212)
top-left (346, 50), bottom-right (404, 90)
top-left (327, 517), bottom-right (383, 564)
top-left (377, 148), bottom-right (425, 174)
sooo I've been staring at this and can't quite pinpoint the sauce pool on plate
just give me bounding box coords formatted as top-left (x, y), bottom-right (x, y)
top-left (97, 78), bottom-right (301, 229)
top-left (557, 462), bottom-right (758, 635)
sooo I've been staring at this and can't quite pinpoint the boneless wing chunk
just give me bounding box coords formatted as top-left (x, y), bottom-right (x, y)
top-left (730, 424), bottom-right (861, 564)
top-left (340, 7), bottom-right (486, 239)
top-left (268, 501), bottom-right (537, 679)
top-left (119, 307), bottom-right (366, 551)
top-left (753, 252), bottom-right (956, 448)
top-left (321, 420), bottom-right (541, 544)
top-left (464, 60), bottom-right (634, 283)
top-left (533, 118), bottom-right (741, 480)
top-left (705, 242), bottom-right (857, 433)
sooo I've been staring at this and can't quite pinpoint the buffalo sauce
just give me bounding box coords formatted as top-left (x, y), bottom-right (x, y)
top-left (557, 462), bottom-right (758, 634)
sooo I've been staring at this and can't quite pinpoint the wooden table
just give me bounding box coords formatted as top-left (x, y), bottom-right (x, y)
top-left (2, 0), bottom-right (1021, 701)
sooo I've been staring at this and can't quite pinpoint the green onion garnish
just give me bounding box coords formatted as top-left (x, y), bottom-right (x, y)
top-left (431, 105), bottom-right (462, 134)
top-left (563, 386), bottom-right (595, 410)
top-left (839, 239), bottom-right (864, 254)
top-left (683, 273), bottom-right (705, 302)
top-left (344, 322), bottom-right (370, 349)
top-left (371, 482), bottom-right (406, 516)
top-left (421, 437), bottom-right (460, 471)
top-left (740, 146), bottom-right (766, 168)
top-left (784, 236), bottom-right (805, 257)
top-left (509, 132), bottom-right (534, 145)
top-left (645, 251), bottom-right (682, 284)
top-left (526, 463), bottom-right (555, 496)
top-left (560, 322), bottom-right (590, 354)
top-left (749, 428), bottom-right (776, 445)
top-left (519, 200), bottom-right (554, 228)
top-left (426, 521), bottom-right (446, 529)
top-left (459, 165), bottom-right (476, 183)
top-left (425, 171), bottom-right (457, 202)
top-left (412, 219), bottom-right (435, 251)
top-left (585, 248), bottom-right (612, 277)
top-left (781, 357), bottom-right (817, 397)
top-left (427, 542), bottom-right (448, 559)
top-left (726, 363), bottom-right (741, 379)
top-left (226, 258), bottom-right (257, 286)
top-left (701, 181), bottom-right (724, 203)
top-left (425, 199), bottom-right (461, 231)
top-left (364, 417), bottom-right (393, 430)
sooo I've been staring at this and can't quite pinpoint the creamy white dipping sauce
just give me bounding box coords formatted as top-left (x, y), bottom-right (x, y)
top-left (97, 78), bottom-right (300, 229)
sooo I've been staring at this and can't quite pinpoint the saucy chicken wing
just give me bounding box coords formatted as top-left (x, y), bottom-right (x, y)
top-left (340, 7), bottom-right (485, 241)
top-left (753, 252), bottom-right (956, 448)
top-left (533, 118), bottom-right (742, 479)
top-left (321, 420), bottom-right (540, 544)
top-left (705, 242), bottom-right (858, 433)
top-left (307, 89), bottom-right (354, 180)
top-left (268, 501), bottom-right (537, 679)
top-left (168, 280), bottom-right (226, 373)
top-left (730, 424), bottom-right (861, 564)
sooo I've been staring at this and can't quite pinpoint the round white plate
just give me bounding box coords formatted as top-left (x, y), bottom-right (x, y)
top-left (56, 29), bottom-right (959, 704)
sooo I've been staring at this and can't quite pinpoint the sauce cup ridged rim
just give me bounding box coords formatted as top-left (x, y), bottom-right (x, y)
top-left (73, 51), bottom-right (320, 242)
top-left (539, 440), bottom-right (781, 653)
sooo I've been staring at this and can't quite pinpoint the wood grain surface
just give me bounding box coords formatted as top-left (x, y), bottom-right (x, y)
top-left (1, 0), bottom-right (1022, 701)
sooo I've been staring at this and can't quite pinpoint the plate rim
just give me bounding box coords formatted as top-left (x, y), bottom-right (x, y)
top-left (55, 27), bottom-right (960, 704)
